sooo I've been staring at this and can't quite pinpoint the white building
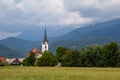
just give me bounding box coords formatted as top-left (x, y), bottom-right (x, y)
top-left (42, 28), bottom-right (49, 53)
top-left (32, 48), bottom-right (42, 58)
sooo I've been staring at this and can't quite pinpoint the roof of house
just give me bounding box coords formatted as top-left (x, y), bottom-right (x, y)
top-left (32, 48), bottom-right (39, 53)
top-left (32, 48), bottom-right (41, 54)
top-left (6, 58), bottom-right (20, 65)
top-left (0, 56), bottom-right (6, 62)
top-left (18, 58), bottom-right (25, 62)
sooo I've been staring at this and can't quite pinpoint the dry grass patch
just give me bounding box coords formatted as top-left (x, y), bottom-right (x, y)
top-left (0, 67), bottom-right (120, 80)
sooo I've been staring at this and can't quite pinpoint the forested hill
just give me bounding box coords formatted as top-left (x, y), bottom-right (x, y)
top-left (0, 18), bottom-right (120, 57)
top-left (0, 37), bottom-right (40, 57)
top-left (0, 44), bottom-right (21, 58)
top-left (52, 18), bottom-right (120, 41)
top-left (49, 18), bottom-right (120, 51)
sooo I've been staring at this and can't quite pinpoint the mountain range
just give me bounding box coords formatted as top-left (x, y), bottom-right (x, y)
top-left (0, 18), bottom-right (120, 57)
top-left (0, 44), bottom-right (21, 58)
top-left (52, 18), bottom-right (120, 41)
top-left (49, 18), bottom-right (120, 51)
top-left (18, 26), bottom-right (74, 41)
top-left (0, 37), bottom-right (40, 57)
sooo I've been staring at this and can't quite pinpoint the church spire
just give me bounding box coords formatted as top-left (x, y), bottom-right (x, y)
top-left (43, 28), bottom-right (48, 43)
top-left (42, 27), bottom-right (49, 53)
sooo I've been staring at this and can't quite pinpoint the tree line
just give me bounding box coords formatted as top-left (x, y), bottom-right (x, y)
top-left (22, 42), bottom-right (120, 67)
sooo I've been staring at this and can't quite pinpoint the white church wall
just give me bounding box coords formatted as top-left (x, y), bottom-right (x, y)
top-left (42, 42), bottom-right (49, 53)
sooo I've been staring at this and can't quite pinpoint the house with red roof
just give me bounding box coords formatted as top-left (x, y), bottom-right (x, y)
top-left (0, 56), bottom-right (6, 63)
top-left (32, 48), bottom-right (42, 58)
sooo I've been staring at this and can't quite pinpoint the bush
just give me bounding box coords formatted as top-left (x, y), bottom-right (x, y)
top-left (0, 61), bottom-right (4, 66)
top-left (37, 51), bottom-right (55, 66)
top-left (22, 51), bottom-right (36, 66)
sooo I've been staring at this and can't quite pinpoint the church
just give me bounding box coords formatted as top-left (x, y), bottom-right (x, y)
top-left (42, 28), bottom-right (49, 52)
top-left (32, 28), bottom-right (49, 58)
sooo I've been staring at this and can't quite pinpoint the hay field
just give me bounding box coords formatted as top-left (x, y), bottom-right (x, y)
top-left (0, 67), bottom-right (120, 80)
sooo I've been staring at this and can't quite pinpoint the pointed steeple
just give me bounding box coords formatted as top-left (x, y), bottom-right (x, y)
top-left (43, 28), bottom-right (48, 43)
top-left (42, 27), bottom-right (49, 53)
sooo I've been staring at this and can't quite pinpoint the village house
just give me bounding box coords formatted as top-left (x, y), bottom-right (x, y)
top-left (6, 58), bottom-right (25, 65)
top-left (0, 56), bottom-right (6, 63)
top-left (0, 56), bottom-right (25, 65)
top-left (0, 55), bottom-right (25, 65)
top-left (6, 58), bottom-right (20, 65)
top-left (32, 48), bottom-right (42, 58)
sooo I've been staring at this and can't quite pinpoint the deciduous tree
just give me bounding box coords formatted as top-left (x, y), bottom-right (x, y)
top-left (37, 51), bottom-right (55, 66)
top-left (22, 51), bottom-right (36, 66)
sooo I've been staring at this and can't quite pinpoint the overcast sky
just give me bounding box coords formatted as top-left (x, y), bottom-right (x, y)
top-left (0, 0), bottom-right (120, 39)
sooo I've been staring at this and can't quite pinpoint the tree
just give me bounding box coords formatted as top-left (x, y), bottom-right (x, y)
top-left (70, 49), bottom-right (81, 66)
top-left (62, 50), bottom-right (72, 66)
top-left (55, 42), bottom-right (120, 67)
top-left (62, 49), bottom-right (81, 67)
top-left (56, 47), bottom-right (69, 61)
top-left (102, 42), bottom-right (119, 67)
top-left (37, 51), bottom-right (55, 66)
top-left (79, 45), bottom-right (102, 67)
top-left (116, 50), bottom-right (120, 67)
top-left (0, 61), bottom-right (4, 66)
top-left (22, 51), bottom-right (36, 66)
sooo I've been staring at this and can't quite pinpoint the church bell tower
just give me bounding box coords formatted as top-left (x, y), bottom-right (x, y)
top-left (42, 28), bottom-right (49, 53)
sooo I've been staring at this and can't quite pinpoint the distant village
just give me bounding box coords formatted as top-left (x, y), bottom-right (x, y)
top-left (1, 28), bottom-right (120, 67)
top-left (0, 29), bottom-right (49, 66)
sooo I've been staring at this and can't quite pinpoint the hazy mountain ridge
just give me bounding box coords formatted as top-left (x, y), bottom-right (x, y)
top-left (0, 18), bottom-right (120, 57)
top-left (53, 18), bottom-right (120, 41)
top-left (49, 18), bottom-right (120, 51)
top-left (0, 44), bottom-right (21, 58)
top-left (0, 37), bottom-right (40, 57)
top-left (17, 26), bottom-right (74, 41)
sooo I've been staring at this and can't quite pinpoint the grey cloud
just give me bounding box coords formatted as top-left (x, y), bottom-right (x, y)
top-left (0, 0), bottom-right (92, 27)
top-left (14, 0), bottom-right (22, 4)
top-left (0, 0), bottom-right (120, 39)
top-left (64, 0), bottom-right (120, 20)
top-left (0, 32), bottom-right (20, 39)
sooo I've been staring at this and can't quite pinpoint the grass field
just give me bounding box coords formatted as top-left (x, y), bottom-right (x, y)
top-left (0, 67), bottom-right (120, 80)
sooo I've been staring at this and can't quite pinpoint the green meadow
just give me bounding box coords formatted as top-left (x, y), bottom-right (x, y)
top-left (0, 67), bottom-right (120, 80)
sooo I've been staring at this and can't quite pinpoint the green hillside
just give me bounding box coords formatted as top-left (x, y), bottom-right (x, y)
top-left (0, 18), bottom-right (120, 56)
top-left (0, 44), bottom-right (21, 58)
top-left (49, 18), bottom-right (120, 51)
top-left (53, 18), bottom-right (120, 41)
top-left (0, 37), bottom-right (40, 57)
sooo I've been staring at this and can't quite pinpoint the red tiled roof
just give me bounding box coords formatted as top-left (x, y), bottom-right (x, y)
top-left (32, 48), bottom-right (39, 53)
top-left (0, 56), bottom-right (6, 63)
top-left (32, 48), bottom-right (42, 54)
